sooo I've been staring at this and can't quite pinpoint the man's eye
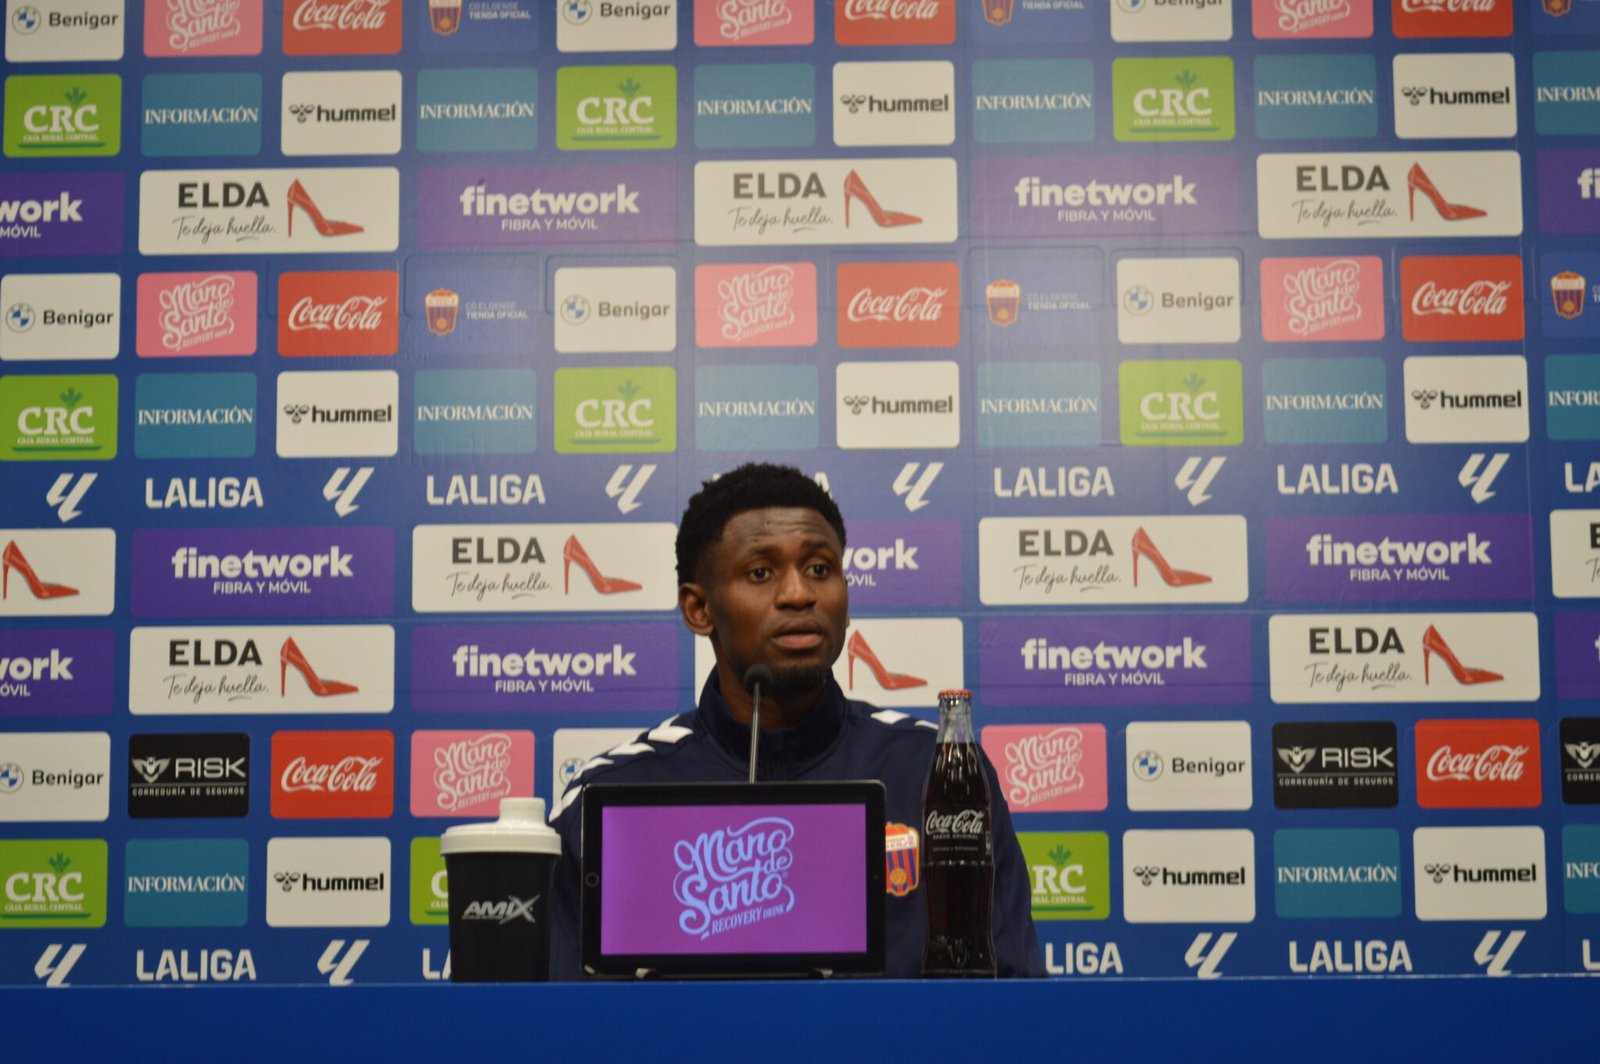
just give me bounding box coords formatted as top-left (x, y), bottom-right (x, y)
top-left (808, 563), bottom-right (832, 578)
top-left (748, 567), bottom-right (771, 581)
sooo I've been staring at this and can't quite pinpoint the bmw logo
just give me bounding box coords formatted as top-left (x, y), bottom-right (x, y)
top-left (1132, 750), bottom-right (1163, 781)
top-left (1122, 286), bottom-right (1153, 316)
top-left (561, 295), bottom-right (591, 326)
top-left (1116, 0), bottom-right (1145, 11)
top-left (0, 763), bottom-right (23, 793)
top-left (562, 0), bottom-right (592, 25)
top-left (6, 303), bottom-right (35, 333)
top-left (11, 5), bottom-right (40, 32)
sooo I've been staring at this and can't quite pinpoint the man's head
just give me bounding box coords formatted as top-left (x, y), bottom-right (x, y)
top-left (676, 464), bottom-right (850, 713)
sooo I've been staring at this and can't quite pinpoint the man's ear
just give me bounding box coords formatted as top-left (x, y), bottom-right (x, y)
top-left (679, 582), bottom-right (714, 637)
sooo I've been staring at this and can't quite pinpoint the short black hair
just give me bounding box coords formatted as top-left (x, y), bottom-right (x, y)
top-left (676, 463), bottom-right (847, 585)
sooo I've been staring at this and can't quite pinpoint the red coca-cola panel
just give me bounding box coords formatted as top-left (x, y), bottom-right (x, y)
top-left (835, 0), bottom-right (955, 45)
top-left (1400, 255), bottom-right (1524, 342)
top-left (271, 730), bottom-right (394, 819)
top-left (278, 270), bottom-right (399, 356)
top-left (1414, 718), bottom-right (1540, 809)
top-left (1391, 0), bottom-right (1511, 37)
top-left (836, 261), bottom-right (959, 348)
top-left (282, 0), bottom-right (401, 55)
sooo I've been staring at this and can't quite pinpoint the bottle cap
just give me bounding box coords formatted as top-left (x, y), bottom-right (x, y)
top-left (440, 797), bottom-right (561, 857)
top-left (937, 689), bottom-right (972, 699)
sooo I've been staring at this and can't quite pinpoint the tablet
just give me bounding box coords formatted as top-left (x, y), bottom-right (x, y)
top-left (580, 781), bottom-right (886, 979)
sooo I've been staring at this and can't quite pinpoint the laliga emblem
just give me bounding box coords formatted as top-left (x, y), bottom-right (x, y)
top-left (984, 0), bottom-right (1015, 25)
top-left (1410, 389), bottom-right (1438, 410)
top-left (429, 0), bottom-right (463, 34)
top-left (1544, 0), bottom-right (1572, 15)
top-left (1552, 271), bottom-right (1586, 320)
top-left (425, 288), bottom-right (460, 336)
top-left (986, 279), bottom-right (1020, 327)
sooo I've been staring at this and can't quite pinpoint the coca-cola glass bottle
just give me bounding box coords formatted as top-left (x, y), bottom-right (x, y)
top-left (921, 689), bottom-right (996, 977)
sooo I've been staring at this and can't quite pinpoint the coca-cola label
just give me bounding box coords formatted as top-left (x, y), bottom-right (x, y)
top-left (277, 271), bottom-right (399, 356)
top-left (835, 0), bottom-right (955, 45)
top-left (1400, 255), bottom-right (1524, 342)
top-left (695, 0), bottom-right (814, 46)
top-left (923, 805), bottom-right (991, 863)
top-left (145, 0), bottom-right (262, 56)
top-left (1260, 256), bottom-right (1385, 342)
top-left (137, 271), bottom-right (258, 358)
top-left (270, 729), bottom-right (394, 818)
top-left (282, 0), bottom-right (401, 55)
top-left (1253, 0), bottom-right (1372, 37)
top-left (1414, 719), bottom-right (1541, 808)
top-left (836, 261), bottom-right (959, 348)
top-left (409, 729), bottom-right (534, 817)
top-left (982, 724), bottom-right (1107, 813)
top-left (694, 262), bottom-right (818, 348)
top-left (1391, 0), bottom-right (1511, 37)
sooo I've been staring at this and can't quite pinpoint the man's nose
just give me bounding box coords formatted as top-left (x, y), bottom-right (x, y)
top-left (774, 565), bottom-right (815, 607)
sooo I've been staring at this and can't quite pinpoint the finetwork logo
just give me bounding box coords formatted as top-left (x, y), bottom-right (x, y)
top-left (974, 156), bottom-right (1240, 239)
top-left (418, 163), bottom-right (677, 250)
top-left (0, 629), bottom-right (112, 717)
top-left (0, 171), bottom-right (124, 257)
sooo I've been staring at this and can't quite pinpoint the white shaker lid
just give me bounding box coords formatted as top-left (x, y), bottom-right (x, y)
top-left (440, 797), bottom-right (561, 856)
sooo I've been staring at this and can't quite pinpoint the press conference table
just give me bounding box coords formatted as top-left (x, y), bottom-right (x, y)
top-left (9, 977), bottom-right (1592, 1060)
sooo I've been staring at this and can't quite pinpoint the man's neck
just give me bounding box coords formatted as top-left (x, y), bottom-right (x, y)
top-left (719, 666), bottom-right (826, 730)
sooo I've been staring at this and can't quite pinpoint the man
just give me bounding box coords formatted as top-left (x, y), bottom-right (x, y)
top-left (547, 463), bottom-right (1044, 978)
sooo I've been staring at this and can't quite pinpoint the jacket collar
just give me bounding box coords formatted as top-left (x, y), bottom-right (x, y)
top-left (696, 670), bottom-right (848, 777)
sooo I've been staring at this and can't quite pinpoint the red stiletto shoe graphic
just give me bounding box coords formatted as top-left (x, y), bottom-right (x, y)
top-left (1421, 625), bottom-right (1503, 686)
top-left (287, 180), bottom-right (365, 238)
top-left (2, 540), bottom-right (79, 600)
top-left (1407, 164), bottom-right (1486, 223)
top-left (1130, 527), bottom-right (1212, 588)
top-left (281, 637), bottom-right (359, 697)
top-left (843, 170), bottom-right (922, 229)
top-left (563, 535), bottom-right (642, 595)
top-left (847, 630), bottom-right (927, 691)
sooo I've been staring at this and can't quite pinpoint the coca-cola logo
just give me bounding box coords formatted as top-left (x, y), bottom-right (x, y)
top-left (1003, 727), bottom-right (1086, 809)
top-left (1282, 259), bottom-right (1363, 337)
top-left (1400, 0), bottom-right (1495, 10)
top-left (842, 0), bottom-right (941, 18)
top-left (1272, 0), bottom-right (1350, 33)
top-left (672, 817), bottom-right (796, 939)
top-left (287, 295), bottom-right (388, 332)
top-left (924, 809), bottom-right (985, 837)
top-left (1410, 280), bottom-right (1511, 318)
top-left (431, 733), bottom-right (512, 813)
top-left (846, 286), bottom-right (947, 324)
top-left (281, 754), bottom-right (382, 792)
top-left (715, 0), bottom-right (794, 40)
top-left (291, 0), bottom-right (389, 31)
top-left (159, 275), bottom-right (237, 353)
top-left (1426, 744), bottom-right (1527, 782)
top-left (717, 266), bottom-right (797, 343)
top-left (163, 0), bottom-right (243, 52)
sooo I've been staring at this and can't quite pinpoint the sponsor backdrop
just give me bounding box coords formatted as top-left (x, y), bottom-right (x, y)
top-left (0, 0), bottom-right (1598, 990)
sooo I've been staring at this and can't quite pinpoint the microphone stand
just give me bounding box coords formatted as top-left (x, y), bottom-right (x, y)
top-left (742, 665), bottom-right (773, 784)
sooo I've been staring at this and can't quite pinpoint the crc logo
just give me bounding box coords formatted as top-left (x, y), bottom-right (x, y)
top-left (577, 79), bottom-right (654, 126)
top-left (1143, 379), bottom-right (1219, 421)
top-left (23, 89), bottom-right (99, 134)
top-left (576, 394), bottom-right (652, 429)
top-left (1134, 72), bottom-right (1212, 118)
top-left (19, 393), bottom-right (95, 435)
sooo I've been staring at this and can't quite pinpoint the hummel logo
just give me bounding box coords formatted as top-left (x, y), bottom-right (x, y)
top-left (1424, 863), bottom-right (1453, 884)
top-left (1277, 746), bottom-right (1316, 774)
top-left (283, 404), bottom-right (311, 424)
top-left (840, 94), bottom-right (869, 114)
top-left (843, 395), bottom-right (870, 415)
top-left (289, 104), bottom-right (317, 124)
top-left (274, 872), bottom-right (302, 892)
top-left (131, 757), bottom-right (169, 784)
top-left (1401, 86), bottom-right (1428, 106)
top-left (1411, 389), bottom-right (1438, 410)
top-left (1131, 865), bottom-right (1161, 887)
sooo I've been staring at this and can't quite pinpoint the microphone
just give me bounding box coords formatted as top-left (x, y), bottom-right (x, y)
top-left (742, 665), bottom-right (774, 784)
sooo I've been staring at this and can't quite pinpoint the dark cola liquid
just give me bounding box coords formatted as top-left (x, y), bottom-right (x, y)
top-left (922, 719), bottom-right (996, 978)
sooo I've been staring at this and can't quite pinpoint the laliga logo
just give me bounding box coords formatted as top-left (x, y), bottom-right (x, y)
top-left (673, 817), bottom-right (796, 939)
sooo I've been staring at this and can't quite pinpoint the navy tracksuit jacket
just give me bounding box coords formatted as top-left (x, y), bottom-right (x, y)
top-left (547, 674), bottom-right (1046, 979)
